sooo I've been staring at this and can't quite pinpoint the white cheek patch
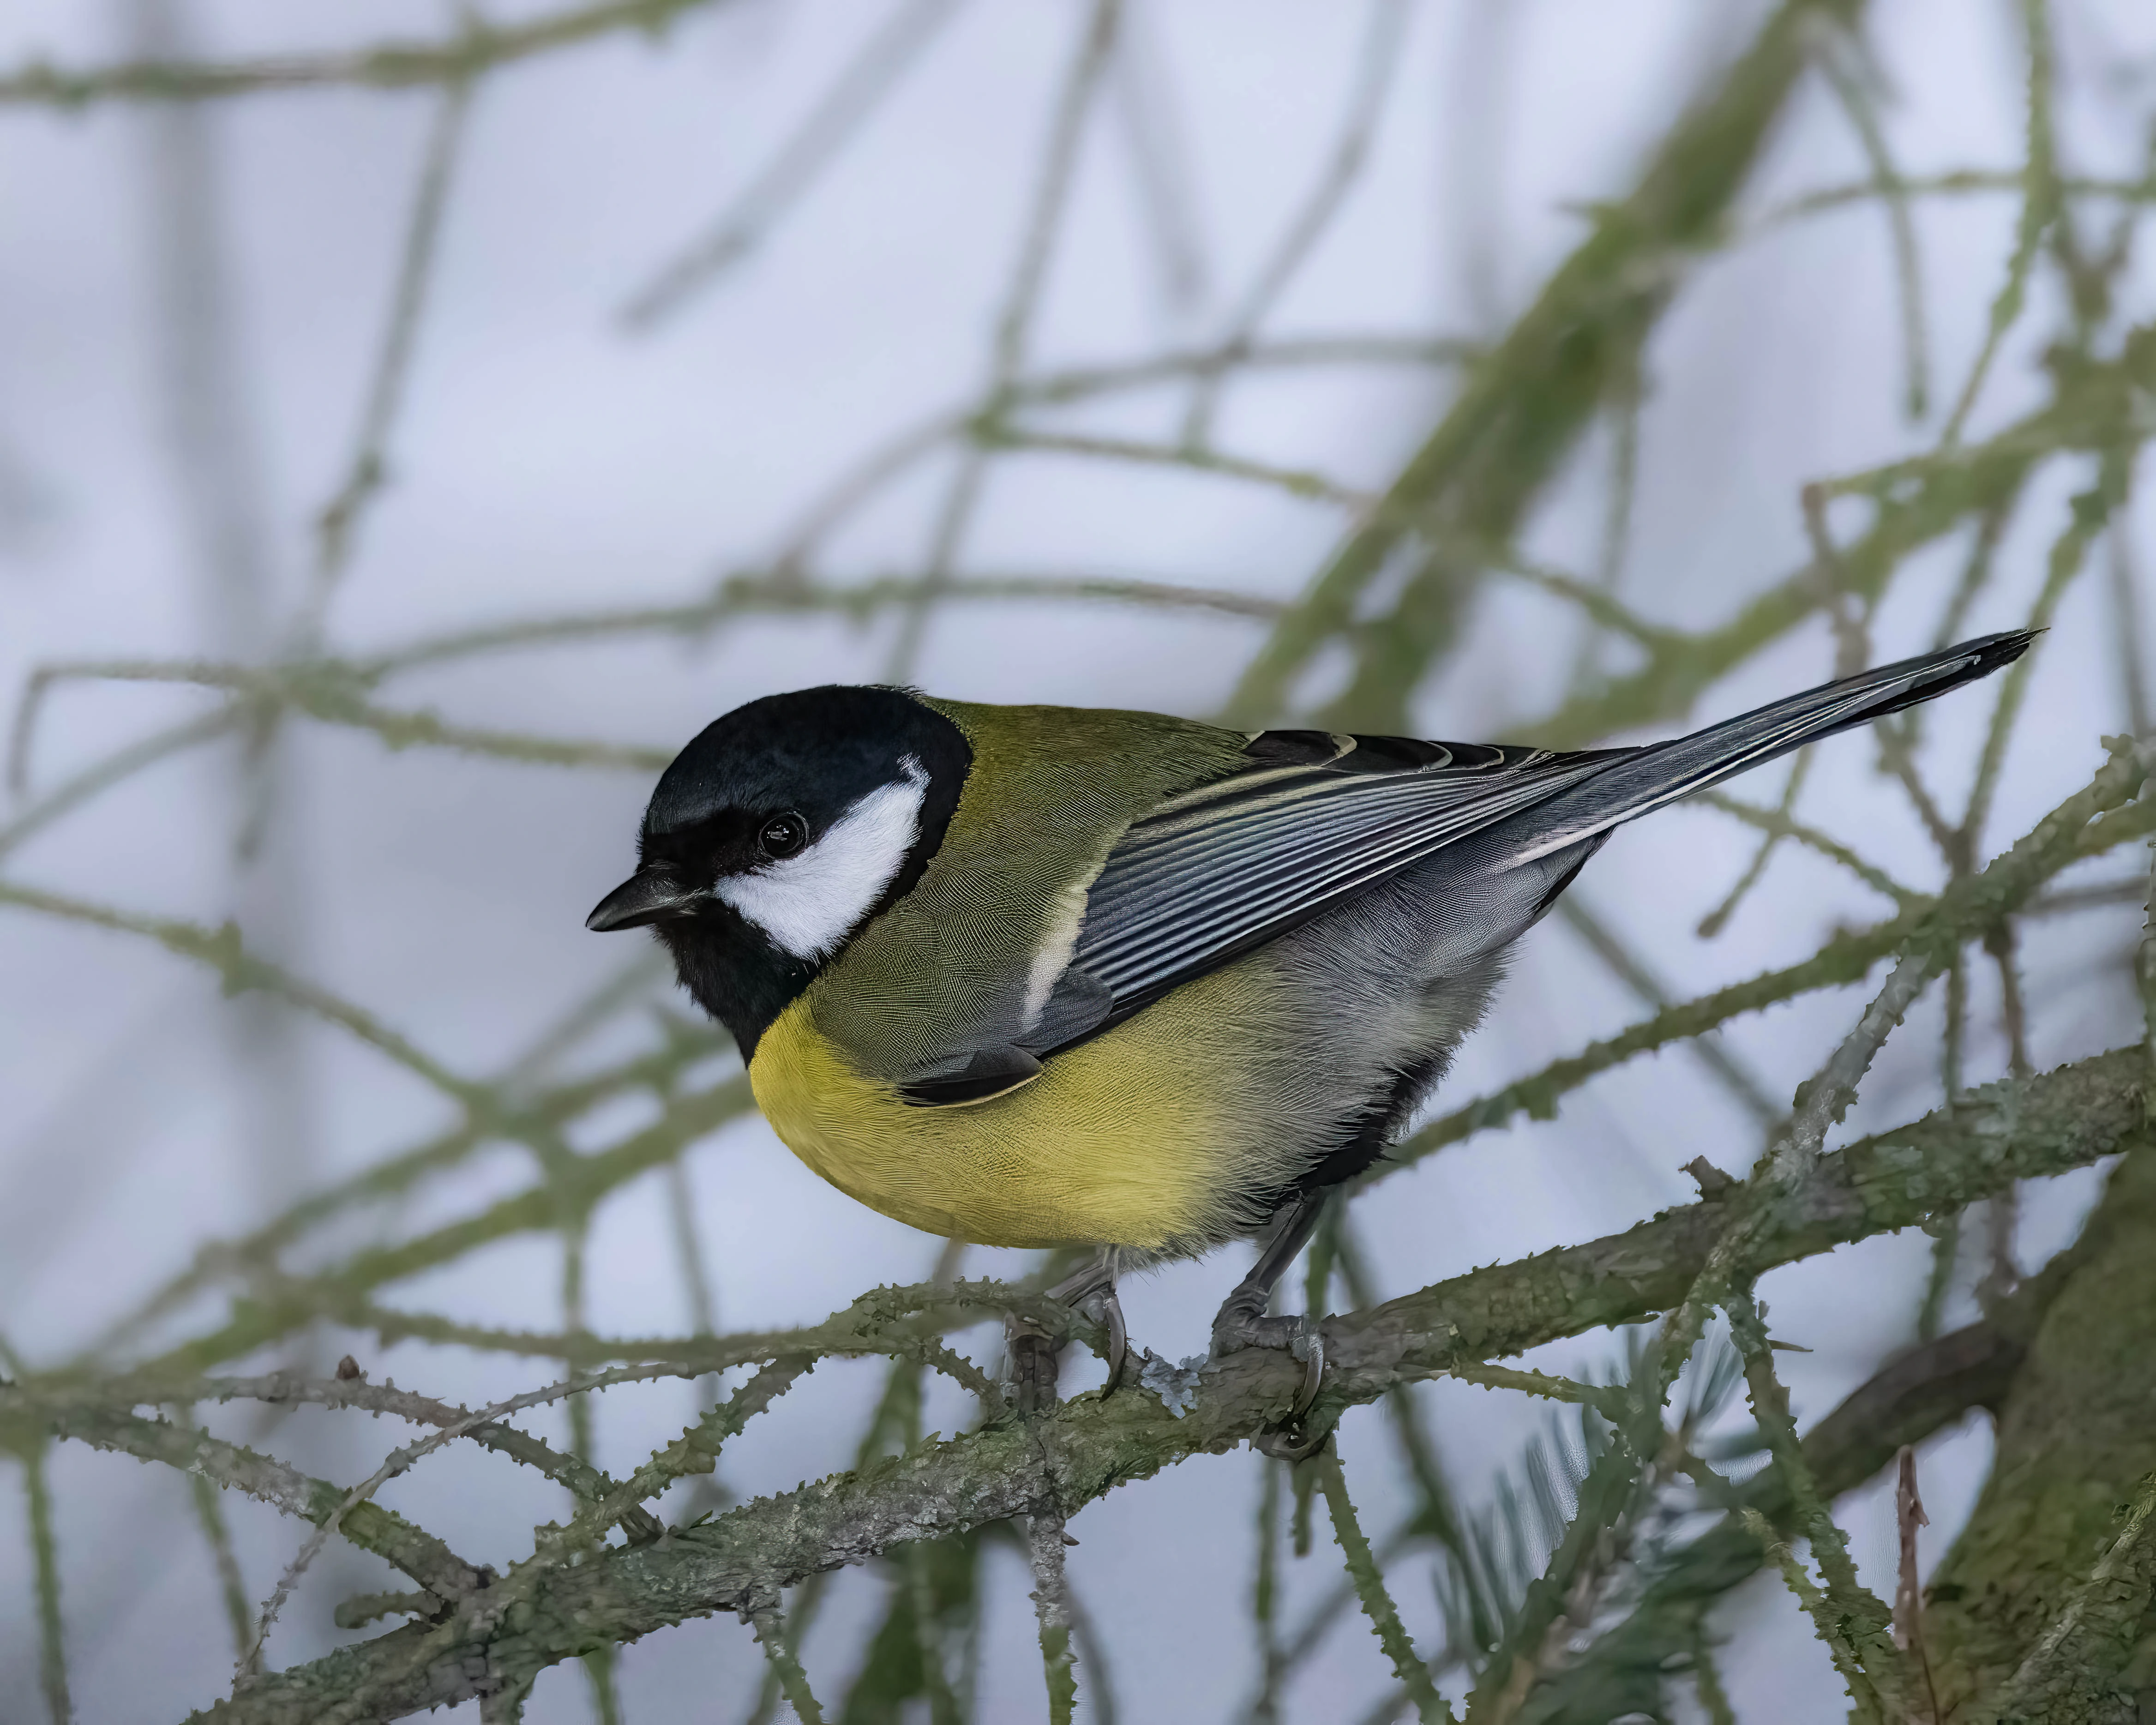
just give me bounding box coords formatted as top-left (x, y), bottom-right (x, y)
top-left (716, 760), bottom-right (927, 961)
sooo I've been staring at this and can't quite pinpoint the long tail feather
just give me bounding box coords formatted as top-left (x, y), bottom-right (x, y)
top-left (1505, 631), bottom-right (2036, 865)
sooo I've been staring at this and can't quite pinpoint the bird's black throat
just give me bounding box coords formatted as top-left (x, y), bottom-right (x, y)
top-left (635, 687), bottom-right (972, 1060)
top-left (653, 902), bottom-right (820, 1062)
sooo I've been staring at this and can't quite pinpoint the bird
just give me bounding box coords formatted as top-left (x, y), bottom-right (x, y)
top-left (587, 630), bottom-right (2032, 1414)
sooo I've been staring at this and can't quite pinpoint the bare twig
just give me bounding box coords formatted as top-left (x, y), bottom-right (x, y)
top-left (750, 1605), bottom-right (828, 1725)
top-left (18, 1443), bottom-right (72, 1725)
top-left (298, 80), bottom-right (474, 640)
top-left (619, 0), bottom-right (965, 329)
top-left (1892, 1447), bottom-right (1942, 1719)
top-left (1179, 0), bottom-right (1412, 444)
top-left (0, 0), bottom-right (729, 105)
top-left (1315, 1446), bottom-right (1453, 1725)
top-left (885, 0), bottom-right (1123, 678)
top-left (1027, 1507), bottom-right (1080, 1725)
top-left (1816, 25), bottom-right (1930, 418)
top-left (1938, 0), bottom-right (2058, 445)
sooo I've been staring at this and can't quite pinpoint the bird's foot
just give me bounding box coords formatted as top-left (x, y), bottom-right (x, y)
top-left (1210, 1285), bottom-right (1326, 1427)
top-left (1005, 1253), bottom-right (1129, 1413)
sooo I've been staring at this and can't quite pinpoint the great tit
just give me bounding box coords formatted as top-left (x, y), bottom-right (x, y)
top-left (588, 631), bottom-right (2031, 1403)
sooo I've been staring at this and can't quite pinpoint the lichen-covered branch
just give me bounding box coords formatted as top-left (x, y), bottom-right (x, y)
top-left (178, 1043), bottom-right (2154, 1722)
top-left (1921, 1127), bottom-right (2156, 1719)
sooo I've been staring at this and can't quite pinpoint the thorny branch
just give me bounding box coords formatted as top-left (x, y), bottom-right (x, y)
top-left (130, 1041), bottom-right (2156, 1721)
top-left (8, 0), bottom-right (2156, 1719)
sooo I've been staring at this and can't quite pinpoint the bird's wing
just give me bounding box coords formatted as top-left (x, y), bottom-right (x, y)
top-left (891, 728), bottom-right (1621, 1104)
top-left (1053, 730), bottom-right (1625, 1038)
top-left (900, 631), bottom-right (2037, 1101)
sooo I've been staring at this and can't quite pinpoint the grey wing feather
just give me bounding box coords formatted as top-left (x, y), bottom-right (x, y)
top-left (1067, 736), bottom-right (1625, 1018)
top-left (1046, 630), bottom-right (2036, 1058)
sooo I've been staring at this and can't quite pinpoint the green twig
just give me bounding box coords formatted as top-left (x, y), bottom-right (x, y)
top-left (619, 0), bottom-right (964, 329)
top-left (1817, 25), bottom-right (1930, 419)
top-left (1938, 0), bottom-right (2059, 445)
top-left (750, 1605), bottom-right (828, 1725)
top-left (20, 1444), bottom-right (72, 1725)
top-left (1727, 1290), bottom-right (1901, 1701)
top-left (1027, 1508), bottom-right (1081, 1725)
top-left (1315, 1446), bottom-right (1453, 1724)
top-left (0, 0), bottom-right (727, 105)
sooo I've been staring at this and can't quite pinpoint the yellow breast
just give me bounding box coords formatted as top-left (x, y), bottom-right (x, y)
top-left (748, 981), bottom-right (1250, 1251)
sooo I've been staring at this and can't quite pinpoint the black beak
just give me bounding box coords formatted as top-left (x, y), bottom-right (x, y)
top-left (586, 866), bottom-right (704, 932)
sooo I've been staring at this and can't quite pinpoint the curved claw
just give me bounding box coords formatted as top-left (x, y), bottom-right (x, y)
top-left (1211, 1292), bottom-right (1329, 1432)
top-left (1291, 1326), bottom-right (1325, 1419)
top-left (1045, 1250), bottom-right (1129, 1399)
top-left (1101, 1285), bottom-right (1129, 1396)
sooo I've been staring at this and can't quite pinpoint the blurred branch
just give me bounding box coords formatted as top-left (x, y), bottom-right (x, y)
top-left (1226, 0), bottom-right (1867, 732)
top-left (10, 660), bottom-right (671, 781)
top-left (17, 1441), bottom-right (72, 1725)
top-left (297, 81), bottom-right (473, 641)
top-left (772, 333), bottom-right (1473, 569)
top-left (887, 0), bottom-right (1123, 677)
top-left (1815, 24), bottom-right (1930, 419)
top-left (619, 0), bottom-right (966, 329)
top-left (1179, 0), bottom-right (1412, 445)
top-left (7, 567), bottom-right (1283, 793)
top-left (377, 567), bottom-right (1285, 670)
top-left (1938, 0), bottom-right (2058, 447)
top-left (31, 1405), bottom-right (482, 1601)
top-left (127, 1074), bottom-right (755, 1379)
top-left (1762, 166), bottom-right (2156, 226)
top-left (0, 0), bottom-right (728, 105)
top-left (0, 705), bottom-right (243, 862)
top-left (1526, 322), bottom-right (2155, 750)
top-left (186, 1042), bottom-right (2156, 1720)
top-left (0, 879), bottom-right (478, 1102)
top-left (1107, 4), bottom-right (1206, 319)
top-left (1314, 1444), bottom-right (1452, 1725)
top-left (989, 428), bottom-right (1368, 504)
top-left (1696, 781), bottom-right (1924, 913)
top-left (1961, 459), bottom-right (2124, 856)
top-left (1554, 896), bottom-right (1779, 1127)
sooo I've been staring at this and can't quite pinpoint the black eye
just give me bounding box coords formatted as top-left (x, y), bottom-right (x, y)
top-left (757, 812), bottom-right (808, 859)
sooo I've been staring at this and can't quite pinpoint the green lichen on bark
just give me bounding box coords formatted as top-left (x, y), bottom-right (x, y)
top-left (1923, 1147), bottom-right (2156, 1722)
top-left (169, 1045), bottom-right (2156, 1723)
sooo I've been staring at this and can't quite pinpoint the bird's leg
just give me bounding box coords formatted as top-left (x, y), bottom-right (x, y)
top-left (1005, 1308), bottom-right (1060, 1414)
top-left (1006, 1248), bottom-right (1127, 1412)
top-left (1211, 1191), bottom-right (1328, 1417)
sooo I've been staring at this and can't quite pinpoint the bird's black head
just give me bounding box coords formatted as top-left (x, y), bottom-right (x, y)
top-left (587, 686), bottom-right (971, 1059)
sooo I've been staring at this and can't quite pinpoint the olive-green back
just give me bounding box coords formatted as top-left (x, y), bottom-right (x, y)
top-left (804, 697), bottom-right (1250, 1080)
